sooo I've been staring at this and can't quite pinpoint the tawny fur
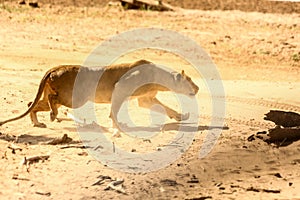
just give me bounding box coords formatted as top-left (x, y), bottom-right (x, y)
top-left (0, 60), bottom-right (199, 128)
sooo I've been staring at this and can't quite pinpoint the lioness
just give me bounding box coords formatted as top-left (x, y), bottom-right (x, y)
top-left (0, 60), bottom-right (199, 128)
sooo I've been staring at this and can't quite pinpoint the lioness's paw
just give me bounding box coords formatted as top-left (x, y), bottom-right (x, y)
top-left (34, 123), bottom-right (47, 128)
top-left (50, 112), bottom-right (57, 122)
top-left (173, 113), bottom-right (190, 121)
top-left (181, 113), bottom-right (190, 121)
top-left (108, 127), bottom-right (122, 137)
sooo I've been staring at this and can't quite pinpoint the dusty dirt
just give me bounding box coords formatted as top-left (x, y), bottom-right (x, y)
top-left (0, 1), bottom-right (300, 199)
top-left (9, 0), bottom-right (300, 13)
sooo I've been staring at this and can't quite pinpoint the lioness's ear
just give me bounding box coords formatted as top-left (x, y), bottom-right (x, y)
top-left (181, 70), bottom-right (185, 76)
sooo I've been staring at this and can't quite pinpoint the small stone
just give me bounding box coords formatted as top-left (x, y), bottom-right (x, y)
top-left (29, 2), bottom-right (39, 8)
top-left (18, 0), bottom-right (26, 5)
top-left (273, 173), bottom-right (282, 178)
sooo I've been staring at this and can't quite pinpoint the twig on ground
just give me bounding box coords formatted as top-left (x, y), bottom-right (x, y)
top-left (60, 144), bottom-right (87, 149)
top-left (35, 191), bottom-right (51, 196)
top-left (7, 143), bottom-right (22, 154)
top-left (246, 186), bottom-right (280, 193)
top-left (46, 134), bottom-right (73, 145)
top-left (21, 155), bottom-right (50, 165)
top-left (92, 175), bottom-right (112, 186)
top-left (104, 178), bottom-right (126, 194)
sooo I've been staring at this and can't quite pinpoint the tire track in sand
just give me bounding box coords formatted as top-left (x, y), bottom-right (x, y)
top-left (201, 96), bottom-right (300, 129)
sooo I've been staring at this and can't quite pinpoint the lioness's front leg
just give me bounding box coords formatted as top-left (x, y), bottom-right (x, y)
top-left (137, 96), bottom-right (189, 121)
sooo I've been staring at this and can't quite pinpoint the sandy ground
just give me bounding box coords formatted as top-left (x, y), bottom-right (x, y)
top-left (0, 1), bottom-right (300, 199)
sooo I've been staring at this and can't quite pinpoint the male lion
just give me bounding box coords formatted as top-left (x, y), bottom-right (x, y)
top-left (0, 60), bottom-right (199, 128)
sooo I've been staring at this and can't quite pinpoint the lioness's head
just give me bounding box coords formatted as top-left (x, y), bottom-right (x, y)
top-left (173, 70), bottom-right (199, 96)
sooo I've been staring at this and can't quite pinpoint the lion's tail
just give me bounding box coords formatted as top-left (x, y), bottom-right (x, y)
top-left (0, 69), bottom-right (51, 126)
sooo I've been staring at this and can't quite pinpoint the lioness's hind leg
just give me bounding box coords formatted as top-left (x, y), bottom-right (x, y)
top-left (137, 96), bottom-right (189, 121)
top-left (48, 94), bottom-right (61, 122)
top-left (28, 100), bottom-right (50, 128)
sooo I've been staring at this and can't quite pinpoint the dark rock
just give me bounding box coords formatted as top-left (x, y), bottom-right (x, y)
top-left (264, 110), bottom-right (300, 127)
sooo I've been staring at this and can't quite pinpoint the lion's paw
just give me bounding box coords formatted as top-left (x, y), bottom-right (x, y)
top-left (181, 113), bottom-right (190, 121)
top-left (173, 113), bottom-right (190, 121)
top-left (50, 112), bottom-right (57, 122)
top-left (34, 122), bottom-right (47, 128)
top-left (109, 127), bottom-right (122, 137)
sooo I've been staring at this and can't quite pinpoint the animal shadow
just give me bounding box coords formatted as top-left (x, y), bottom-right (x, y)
top-left (114, 122), bottom-right (229, 132)
top-left (0, 133), bottom-right (55, 145)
